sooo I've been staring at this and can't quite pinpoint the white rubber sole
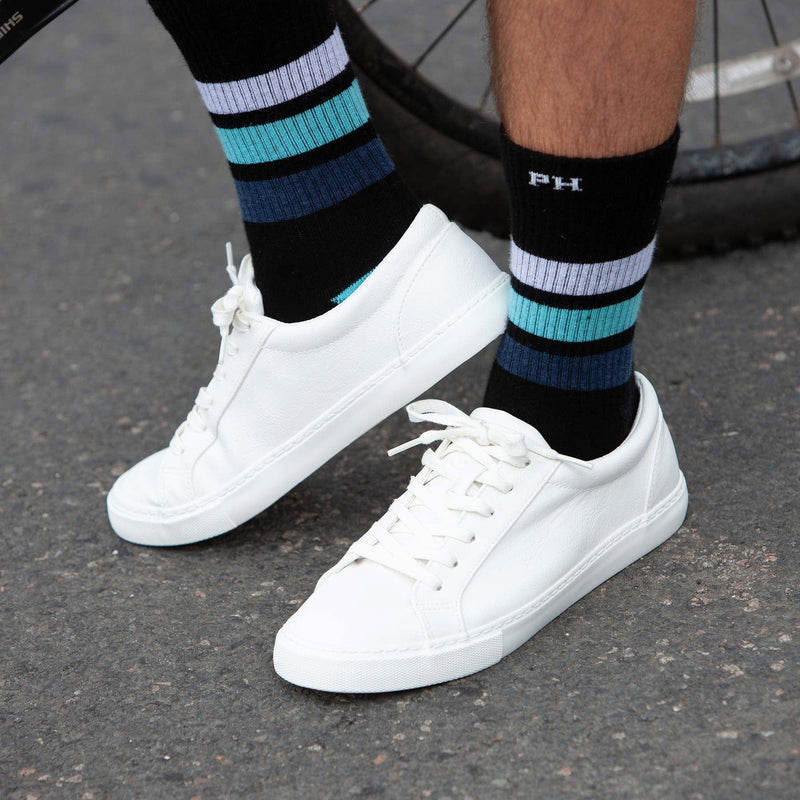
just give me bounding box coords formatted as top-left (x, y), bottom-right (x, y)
top-left (108, 274), bottom-right (509, 547)
top-left (272, 474), bottom-right (689, 693)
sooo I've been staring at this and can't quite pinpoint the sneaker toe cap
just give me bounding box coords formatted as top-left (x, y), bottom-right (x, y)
top-left (107, 449), bottom-right (190, 515)
top-left (278, 563), bottom-right (427, 654)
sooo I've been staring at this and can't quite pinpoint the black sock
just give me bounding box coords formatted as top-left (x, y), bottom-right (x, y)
top-left (147, 0), bottom-right (421, 322)
top-left (484, 128), bottom-right (679, 459)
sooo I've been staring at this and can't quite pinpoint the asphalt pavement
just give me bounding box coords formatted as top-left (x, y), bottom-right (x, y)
top-left (1, 2), bottom-right (798, 798)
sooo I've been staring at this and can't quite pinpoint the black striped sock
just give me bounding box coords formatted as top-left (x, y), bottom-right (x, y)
top-left (484, 128), bottom-right (679, 459)
top-left (147, 0), bottom-right (421, 322)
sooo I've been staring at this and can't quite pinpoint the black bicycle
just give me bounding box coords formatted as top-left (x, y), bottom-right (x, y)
top-left (3, 0), bottom-right (799, 254)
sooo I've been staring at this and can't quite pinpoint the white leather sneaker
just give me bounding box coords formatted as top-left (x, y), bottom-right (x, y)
top-left (273, 373), bottom-right (689, 693)
top-left (107, 205), bottom-right (509, 546)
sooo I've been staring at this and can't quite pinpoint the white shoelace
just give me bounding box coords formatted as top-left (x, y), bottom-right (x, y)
top-left (342, 400), bottom-right (592, 591)
top-left (169, 244), bottom-right (254, 455)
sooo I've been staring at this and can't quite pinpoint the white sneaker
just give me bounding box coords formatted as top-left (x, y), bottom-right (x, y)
top-left (107, 205), bottom-right (509, 546)
top-left (273, 373), bottom-right (689, 693)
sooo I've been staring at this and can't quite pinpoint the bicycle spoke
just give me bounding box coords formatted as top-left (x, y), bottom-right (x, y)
top-left (478, 78), bottom-right (493, 112)
top-left (712, 0), bottom-right (721, 145)
top-left (412, 0), bottom-right (479, 70)
top-left (759, 0), bottom-right (800, 125)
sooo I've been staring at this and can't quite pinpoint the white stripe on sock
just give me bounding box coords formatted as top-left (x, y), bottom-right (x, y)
top-left (510, 237), bottom-right (655, 296)
top-left (196, 27), bottom-right (348, 115)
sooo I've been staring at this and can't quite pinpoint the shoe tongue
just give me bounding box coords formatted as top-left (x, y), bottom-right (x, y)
top-left (236, 254), bottom-right (264, 317)
top-left (470, 406), bottom-right (552, 451)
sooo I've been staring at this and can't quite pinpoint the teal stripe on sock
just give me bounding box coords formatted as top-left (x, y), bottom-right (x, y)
top-left (508, 287), bottom-right (645, 342)
top-left (215, 82), bottom-right (369, 165)
top-left (332, 269), bottom-right (374, 304)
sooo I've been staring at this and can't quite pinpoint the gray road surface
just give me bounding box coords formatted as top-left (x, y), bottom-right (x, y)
top-left (1, 2), bottom-right (798, 798)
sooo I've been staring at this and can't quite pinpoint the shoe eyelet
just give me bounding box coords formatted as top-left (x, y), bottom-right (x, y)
top-left (434, 584), bottom-right (443, 592)
top-left (503, 484), bottom-right (514, 494)
top-left (450, 559), bottom-right (459, 569)
top-left (469, 534), bottom-right (476, 543)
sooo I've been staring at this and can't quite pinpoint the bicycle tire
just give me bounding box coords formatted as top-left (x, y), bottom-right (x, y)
top-left (336, 0), bottom-right (800, 255)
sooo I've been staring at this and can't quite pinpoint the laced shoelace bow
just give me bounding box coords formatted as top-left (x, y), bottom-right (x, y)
top-left (342, 400), bottom-right (592, 591)
top-left (170, 244), bottom-right (254, 455)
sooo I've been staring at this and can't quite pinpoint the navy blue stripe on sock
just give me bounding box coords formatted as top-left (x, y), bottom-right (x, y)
top-left (234, 137), bottom-right (394, 223)
top-left (496, 335), bottom-right (634, 391)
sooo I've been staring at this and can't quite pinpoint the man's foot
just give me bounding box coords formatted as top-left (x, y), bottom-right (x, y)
top-left (273, 373), bottom-right (688, 693)
top-left (107, 205), bottom-right (509, 546)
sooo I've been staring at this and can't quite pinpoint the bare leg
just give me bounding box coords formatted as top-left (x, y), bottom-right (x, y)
top-left (488, 0), bottom-right (696, 157)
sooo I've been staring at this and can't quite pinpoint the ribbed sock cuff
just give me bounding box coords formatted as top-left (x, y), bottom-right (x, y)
top-left (147, 0), bottom-right (337, 82)
top-left (502, 127), bottom-right (679, 263)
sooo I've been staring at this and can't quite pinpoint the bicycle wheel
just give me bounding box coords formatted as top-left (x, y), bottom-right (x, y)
top-left (336, 0), bottom-right (800, 255)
